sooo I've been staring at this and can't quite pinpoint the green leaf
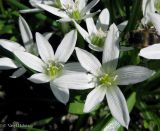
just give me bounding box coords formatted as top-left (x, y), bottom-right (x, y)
top-left (68, 102), bottom-right (84, 115)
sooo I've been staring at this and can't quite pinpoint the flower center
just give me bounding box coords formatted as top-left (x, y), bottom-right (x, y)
top-left (91, 29), bottom-right (106, 47)
top-left (45, 62), bottom-right (63, 80)
top-left (70, 10), bottom-right (81, 21)
top-left (99, 73), bottom-right (118, 87)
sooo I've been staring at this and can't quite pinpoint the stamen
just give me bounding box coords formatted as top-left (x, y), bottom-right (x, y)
top-left (45, 62), bottom-right (63, 80)
top-left (99, 73), bottom-right (118, 87)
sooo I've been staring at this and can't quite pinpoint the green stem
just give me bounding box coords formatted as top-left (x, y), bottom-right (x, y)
top-left (0, 0), bottom-right (5, 15)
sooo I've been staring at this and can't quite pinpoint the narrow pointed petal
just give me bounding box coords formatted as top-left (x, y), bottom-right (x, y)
top-left (117, 21), bottom-right (128, 32)
top-left (102, 23), bottom-right (119, 70)
top-left (96, 8), bottom-right (109, 30)
top-left (55, 30), bottom-right (77, 63)
top-left (36, 32), bottom-right (55, 62)
top-left (14, 51), bottom-right (45, 72)
top-left (19, 8), bottom-right (42, 13)
top-left (142, 0), bottom-right (155, 25)
top-left (106, 86), bottom-right (130, 128)
top-left (50, 82), bottom-right (69, 104)
top-left (37, 4), bottom-right (68, 18)
top-left (86, 17), bottom-right (97, 35)
top-left (53, 71), bottom-right (94, 90)
top-left (0, 57), bottom-right (18, 70)
top-left (64, 62), bottom-right (86, 72)
top-left (0, 39), bottom-right (25, 52)
top-left (57, 18), bottom-right (72, 23)
top-left (139, 44), bottom-right (160, 59)
top-left (84, 86), bottom-right (105, 112)
top-left (73, 20), bottom-right (90, 43)
top-left (10, 67), bottom-right (26, 78)
top-left (43, 32), bottom-right (53, 40)
top-left (75, 47), bottom-right (101, 75)
top-left (28, 73), bottom-right (50, 83)
top-left (81, 0), bottom-right (100, 15)
top-left (117, 66), bottom-right (155, 85)
top-left (83, 10), bottom-right (101, 19)
top-left (78, 0), bottom-right (88, 11)
top-left (149, 13), bottom-right (160, 35)
top-left (19, 16), bottom-right (34, 47)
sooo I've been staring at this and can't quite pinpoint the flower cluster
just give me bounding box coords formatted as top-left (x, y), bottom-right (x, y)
top-left (1, 0), bottom-right (160, 129)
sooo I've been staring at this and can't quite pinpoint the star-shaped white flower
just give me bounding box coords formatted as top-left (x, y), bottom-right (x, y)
top-left (36, 0), bottom-right (100, 22)
top-left (13, 30), bottom-right (93, 104)
top-left (73, 9), bottom-right (128, 51)
top-left (0, 16), bottom-right (52, 78)
top-left (75, 24), bottom-right (155, 128)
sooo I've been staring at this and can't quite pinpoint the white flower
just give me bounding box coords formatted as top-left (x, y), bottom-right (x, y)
top-left (73, 9), bottom-right (128, 51)
top-left (75, 24), bottom-right (155, 128)
top-left (0, 16), bottom-right (52, 78)
top-left (141, 0), bottom-right (155, 25)
top-left (36, 0), bottom-right (100, 22)
top-left (13, 30), bottom-right (93, 104)
top-left (139, 43), bottom-right (160, 59)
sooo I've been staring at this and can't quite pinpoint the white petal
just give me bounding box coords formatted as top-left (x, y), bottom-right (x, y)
top-left (28, 73), bottom-right (50, 83)
top-left (36, 32), bottom-right (55, 62)
top-left (19, 16), bottom-right (34, 48)
top-left (10, 67), bottom-right (26, 78)
top-left (64, 62), bottom-right (86, 72)
top-left (50, 82), bottom-right (69, 104)
top-left (78, 0), bottom-right (88, 11)
top-left (102, 23), bottom-right (119, 70)
top-left (106, 86), bottom-right (130, 128)
top-left (149, 13), bottom-right (160, 35)
top-left (81, 0), bottom-right (100, 15)
top-left (116, 66), bottom-right (155, 85)
top-left (139, 44), bottom-right (160, 59)
top-left (53, 71), bottom-right (94, 90)
top-left (142, 0), bottom-right (155, 25)
top-left (0, 39), bottom-right (25, 52)
top-left (103, 119), bottom-right (121, 131)
top-left (84, 86), bottom-right (105, 112)
top-left (96, 8), bottom-right (109, 30)
top-left (73, 20), bottom-right (90, 43)
top-left (37, 4), bottom-right (68, 18)
top-left (85, 17), bottom-right (97, 35)
top-left (83, 9), bottom-right (101, 19)
top-left (55, 30), bottom-right (77, 63)
top-left (117, 20), bottom-right (128, 32)
top-left (19, 8), bottom-right (42, 13)
top-left (14, 51), bottom-right (45, 72)
top-left (43, 32), bottom-right (53, 40)
top-left (0, 57), bottom-right (18, 70)
top-left (57, 18), bottom-right (72, 23)
top-left (75, 47), bottom-right (101, 75)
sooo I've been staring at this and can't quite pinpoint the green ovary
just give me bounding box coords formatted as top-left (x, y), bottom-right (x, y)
top-left (45, 62), bottom-right (63, 80)
top-left (91, 35), bottom-right (105, 48)
top-left (70, 10), bottom-right (81, 21)
top-left (99, 74), bottom-right (118, 87)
